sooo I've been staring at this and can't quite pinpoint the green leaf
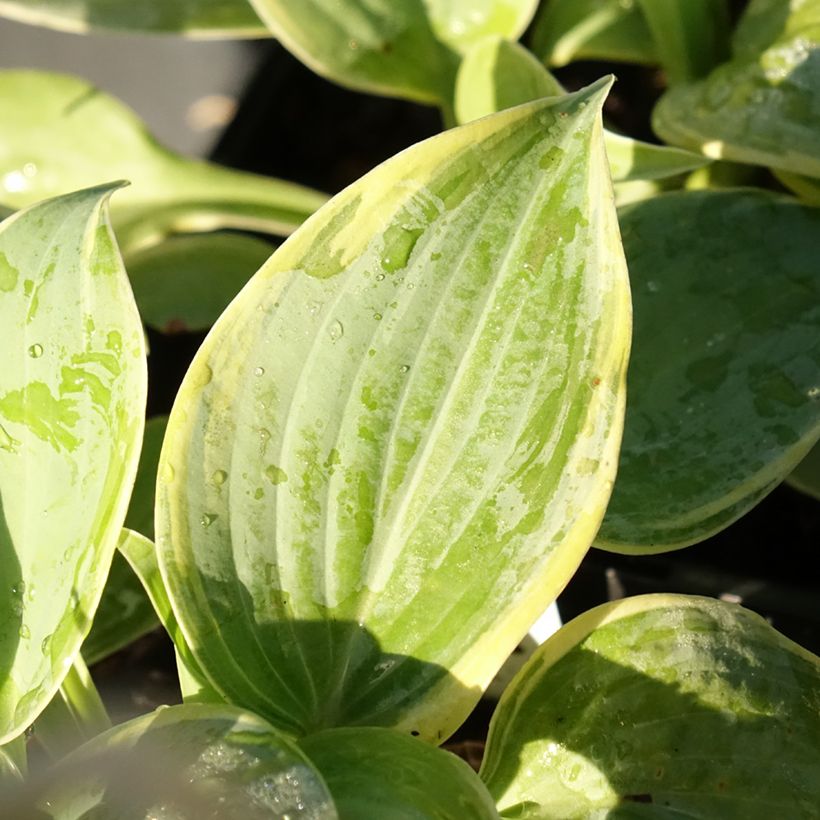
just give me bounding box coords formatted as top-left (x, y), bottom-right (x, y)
top-left (529, 0), bottom-right (658, 67)
top-left (776, 169), bottom-right (820, 205)
top-left (787, 440), bottom-right (820, 501)
top-left (653, 0), bottom-right (820, 178)
top-left (598, 189), bottom-right (820, 553)
top-left (9, 704), bottom-right (337, 819)
top-left (0, 185), bottom-right (147, 745)
top-left (124, 415), bottom-right (169, 540)
top-left (635, 0), bottom-right (730, 84)
top-left (300, 727), bottom-right (499, 819)
top-left (481, 594), bottom-right (820, 820)
top-left (129, 234), bottom-right (274, 334)
top-left (603, 131), bottom-right (709, 182)
top-left (0, 734), bottom-right (24, 781)
top-left (0, 71), bottom-right (328, 255)
top-left (156, 79), bottom-right (630, 740)
top-left (425, 0), bottom-right (539, 54)
top-left (0, 0), bottom-right (266, 36)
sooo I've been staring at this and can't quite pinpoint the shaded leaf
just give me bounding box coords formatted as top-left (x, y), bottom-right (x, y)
top-left (529, 0), bottom-right (657, 67)
top-left (598, 189), bottom-right (820, 553)
top-left (300, 727), bottom-right (498, 819)
top-left (481, 594), bottom-right (820, 820)
top-left (128, 234), bottom-right (274, 334)
top-left (787, 440), bottom-right (820, 501)
top-left (0, 71), bottom-right (327, 255)
top-left (776, 169), bottom-right (820, 205)
top-left (7, 704), bottom-right (337, 819)
top-left (124, 416), bottom-right (169, 540)
top-left (0, 0), bottom-right (266, 36)
top-left (156, 80), bottom-right (630, 740)
top-left (0, 185), bottom-right (147, 744)
top-left (653, 0), bottom-right (820, 178)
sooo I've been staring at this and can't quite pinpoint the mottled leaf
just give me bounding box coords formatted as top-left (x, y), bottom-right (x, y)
top-left (0, 71), bottom-right (327, 255)
top-left (156, 80), bottom-right (630, 740)
top-left (529, 0), bottom-right (657, 67)
top-left (481, 594), bottom-right (820, 820)
top-left (300, 727), bottom-right (498, 819)
top-left (129, 234), bottom-right (274, 334)
top-left (8, 704), bottom-right (337, 819)
top-left (0, 185), bottom-right (147, 744)
top-left (653, 0), bottom-right (820, 178)
top-left (0, 0), bottom-right (266, 36)
top-left (598, 190), bottom-right (820, 553)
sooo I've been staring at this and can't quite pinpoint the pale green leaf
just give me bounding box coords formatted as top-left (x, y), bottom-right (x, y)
top-left (0, 71), bottom-right (328, 255)
top-left (529, 0), bottom-right (658, 67)
top-left (8, 704), bottom-right (338, 819)
top-left (481, 594), bottom-right (820, 820)
top-left (787, 440), bottom-right (820, 501)
top-left (653, 0), bottom-right (820, 178)
top-left (0, 185), bottom-right (147, 744)
top-left (0, 0), bottom-right (267, 36)
top-left (635, 0), bottom-right (730, 84)
top-left (129, 233), bottom-right (274, 334)
top-left (300, 727), bottom-right (499, 819)
top-left (156, 79), bottom-right (630, 740)
top-left (598, 190), bottom-right (820, 553)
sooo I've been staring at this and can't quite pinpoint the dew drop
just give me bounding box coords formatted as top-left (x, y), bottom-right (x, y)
top-left (328, 319), bottom-right (344, 341)
top-left (373, 312), bottom-right (383, 321)
top-left (259, 428), bottom-right (271, 444)
top-left (28, 343), bottom-right (43, 358)
top-left (18, 625), bottom-right (30, 639)
top-left (41, 635), bottom-right (51, 654)
top-left (399, 364), bottom-right (410, 373)
top-left (211, 469), bottom-right (228, 486)
top-left (254, 366), bottom-right (265, 377)
top-left (265, 465), bottom-right (288, 485)
top-left (375, 273), bottom-right (385, 282)
top-left (200, 512), bottom-right (218, 528)
top-left (646, 280), bottom-right (659, 293)
top-left (307, 300), bottom-right (322, 316)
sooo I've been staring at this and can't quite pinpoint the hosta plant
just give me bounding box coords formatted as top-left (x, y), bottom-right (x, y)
top-left (1, 0), bottom-right (819, 818)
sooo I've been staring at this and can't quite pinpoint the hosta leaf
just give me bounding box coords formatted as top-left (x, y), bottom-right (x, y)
top-left (787, 440), bottom-right (820, 501)
top-left (635, 0), bottom-right (730, 84)
top-left (124, 416), bottom-right (169, 540)
top-left (300, 727), bottom-right (498, 819)
top-left (0, 0), bottom-right (266, 36)
top-left (481, 594), bottom-right (820, 820)
top-left (0, 71), bottom-right (327, 255)
top-left (653, 0), bottom-right (820, 178)
top-left (0, 734), bottom-right (24, 781)
top-left (6, 704), bottom-right (337, 819)
top-left (529, 0), bottom-right (658, 67)
top-left (425, 0), bottom-right (539, 54)
top-left (453, 43), bottom-right (707, 180)
top-left (776, 169), bottom-right (820, 205)
top-left (0, 185), bottom-right (147, 744)
top-left (129, 234), bottom-right (274, 334)
top-left (598, 189), bottom-right (820, 553)
top-left (156, 79), bottom-right (630, 740)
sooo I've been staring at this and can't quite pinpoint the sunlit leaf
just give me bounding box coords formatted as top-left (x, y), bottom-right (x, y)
top-left (635, 0), bottom-right (730, 84)
top-left (0, 71), bottom-right (328, 255)
top-left (129, 234), bottom-right (274, 334)
top-left (0, 0), bottom-right (266, 36)
top-left (425, 0), bottom-right (539, 54)
top-left (301, 727), bottom-right (498, 819)
top-left (598, 190), bottom-right (820, 553)
top-left (0, 185), bottom-right (147, 744)
top-left (4, 704), bottom-right (338, 819)
top-left (481, 594), bottom-right (820, 819)
top-left (653, 0), bottom-right (820, 178)
top-left (156, 79), bottom-right (630, 741)
top-left (787, 440), bottom-right (820, 501)
top-left (529, 0), bottom-right (658, 67)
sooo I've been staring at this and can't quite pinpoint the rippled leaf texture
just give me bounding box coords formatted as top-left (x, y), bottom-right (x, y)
top-left (156, 79), bottom-right (630, 741)
top-left (454, 39), bottom-right (707, 181)
top-left (529, 0), bottom-right (657, 67)
top-left (247, 0), bottom-right (536, 104)
top-left (481, 594), bottom-right (820, 819)
top-left (301, 727), bottom-right (498, 819)
top-left (129, 233), bottom-right (274, 334)
top-left (0, 185), bottom-right (147, 744)
top-left (0, 0), bottom-right (266, 36)
top-left (653, 0), bottom-right (820, 178)
top-left (9, 704), bottom-right (337, 819)
top-left (0, 71), bottom-right (327, 255)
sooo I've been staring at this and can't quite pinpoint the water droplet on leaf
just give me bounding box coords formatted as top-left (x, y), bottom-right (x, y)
top-left (28, 343), bottom-right (43, 358)
top-left (200, 513), bottom-right (218, 528)
top-left (329, 320), bottom-right (344, 341)
top-left (211, 469), bottom-right (228, 486)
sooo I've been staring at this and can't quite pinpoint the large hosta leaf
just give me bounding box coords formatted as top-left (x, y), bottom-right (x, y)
top-left (653, 0), bottom-right (820, 178)
top-left (598, 190), bottom-right (820, 553)
top-left (0, 71), bottom-right (327, 255)
top-left (156, 79), bottom-right (630, 741)
top-left (0, 185), bottom-right (147, 744)
top-left (481, 594), bottom-right (820, 819)
top-left (0, 0), bottom-right (266, 36)
top-left (4, 704), bottom-right (337, 819)
top-left (529, 0), bottom-right (658, 67)
top-left (300, 727), bottom-right (498, 819)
